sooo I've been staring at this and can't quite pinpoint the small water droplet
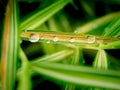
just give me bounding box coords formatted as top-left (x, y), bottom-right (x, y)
top-left (69, 37), bottom-right (75, 42)
top-left (53, 36), bottom-right (59, 42)
top-left (47, 40), bottom-right (50, 43)
top-left (87, 35), bottom-right (96, 43)
top-left (29, 33), bottom-right (39, 42)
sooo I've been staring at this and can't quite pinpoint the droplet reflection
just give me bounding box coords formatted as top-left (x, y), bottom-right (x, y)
top-left (29, 33), bottom-right (39, 42)
top-left (87, 35), bottom-right (96, 43)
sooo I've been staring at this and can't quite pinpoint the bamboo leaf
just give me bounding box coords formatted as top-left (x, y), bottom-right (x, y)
top-left (93, 49), bottom-right (108, 69)
top-left (17, 49), bottom-right (32, 90)
top-left (71, 47), bottom-right (84, 65)
top-left (31, 62), bottom-right (120, 89)
top-left (75, 12), bottom-right (120, 34)
top-left (101, 40), bottom-right (120, 49)
top-left (102, 16), bottom-right (120, 37)
top-left (31, 49), bottom-right (74, 63)
top-left (1, 0), bottom-right (19, 90)
top-left (20, 0), bottom-right (71, 30)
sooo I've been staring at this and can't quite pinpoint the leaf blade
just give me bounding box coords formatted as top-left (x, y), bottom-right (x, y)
top-left (1, 0), bottom-right (20, 90)
top-left (20, 0), bottom-right (71, 30)
top-left (31, 62), bottom-right (120, 89)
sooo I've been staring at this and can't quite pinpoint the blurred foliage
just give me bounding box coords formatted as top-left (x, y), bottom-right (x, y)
top-left (0, 0), bottom-right (120, 90)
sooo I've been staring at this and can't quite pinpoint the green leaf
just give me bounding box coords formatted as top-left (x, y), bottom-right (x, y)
top-left (80, 0), bottom-right (95, 18)
top-left (75, 12), bottom-right (120, 34)
top-left (1, 0), bottom-right (20, 90)
top-left (48, 12), bottom-right (72, 32)
top-left (102, 16), bottom-right (120, 37)
top-left (101, 40), bottom-right (120, 49)
top-left (71, 47), bottom-right (84, 65)
top-left (31, 62), bottom-right (120, 89)
top-left (93, 49), bottom-right (108, 69)
top-left (20, 0), bottom-right (71, 30)
top-left (31, 49), bottom-right (73, 63)
top-left (17, 49), bottom-right (32, 90)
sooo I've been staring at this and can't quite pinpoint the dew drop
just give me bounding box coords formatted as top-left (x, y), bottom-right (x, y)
top-left (87, 35), bottom-right (96, 43)
top-left (69, 37), bottom-right (75, 42)
top-left (29, 33), bottom-right (39, 42)
top-left (53, 36), bottom-right (59, 42)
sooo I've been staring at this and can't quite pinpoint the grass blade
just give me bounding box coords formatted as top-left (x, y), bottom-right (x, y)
top-left (31, 62), bottom-right (120, 89)
top-left (93, 49), bottom-right (108, 69)
top-left (1, 0), bottom-right (19, 90)
top-left (20, 0), bottom-right (71, 30)
top-left (31, 49), bottom-right (74, 63)
top-left (17, 49), bottom-right (32, 90)
top-left (75, 12), bottom-right (120, 34)
top-left (102, 16), bottom-right (120, 37)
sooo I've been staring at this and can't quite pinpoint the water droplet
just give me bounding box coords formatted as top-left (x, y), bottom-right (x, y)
top-left (87, 35), bottom-right (96, 43)
top-left (47, 40), bottom-right (50, 43)
top-left (69, 37), bottom-right (75, 42)
top-left (29, 33), bottom-right (39, 42)
top-left (53, 36), bottom-right (59, 42)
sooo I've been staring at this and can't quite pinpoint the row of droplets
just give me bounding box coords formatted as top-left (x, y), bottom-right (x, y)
top-left (29, 33), bottom-right (98, 44)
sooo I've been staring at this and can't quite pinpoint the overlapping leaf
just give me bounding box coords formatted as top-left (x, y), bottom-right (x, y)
top-left (1, 0), bottom-right (19, 90)
top-left (31, 62), bottom-right (120, 89)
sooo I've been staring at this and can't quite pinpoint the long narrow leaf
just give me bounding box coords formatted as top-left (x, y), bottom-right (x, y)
top-left (101, 40), bottom-right (120, 49)
top-left (75, 12), bottom-right (120, 34)
top-left (31, 49), bottom-right (74, 63)
top-left (93, 49), bottom-right (108, 69)
top-left (17, 49), bottom-right (31, 90)
top-left (20, 0), bottom-right (71, 30)
top-left (31, 62), bottom-right (120, 89)
top-left (1, 0), bottom-right (19, 90)
top-left (102, 16), bottom-right (120, 37)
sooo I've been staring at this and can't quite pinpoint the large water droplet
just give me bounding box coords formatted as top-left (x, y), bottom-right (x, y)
top-left (29, 33), bottom-right (39, 42)
top-left (53, 36), bottom-right (59, 42)
top-left (87, 35), bottom-right (96, 43)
